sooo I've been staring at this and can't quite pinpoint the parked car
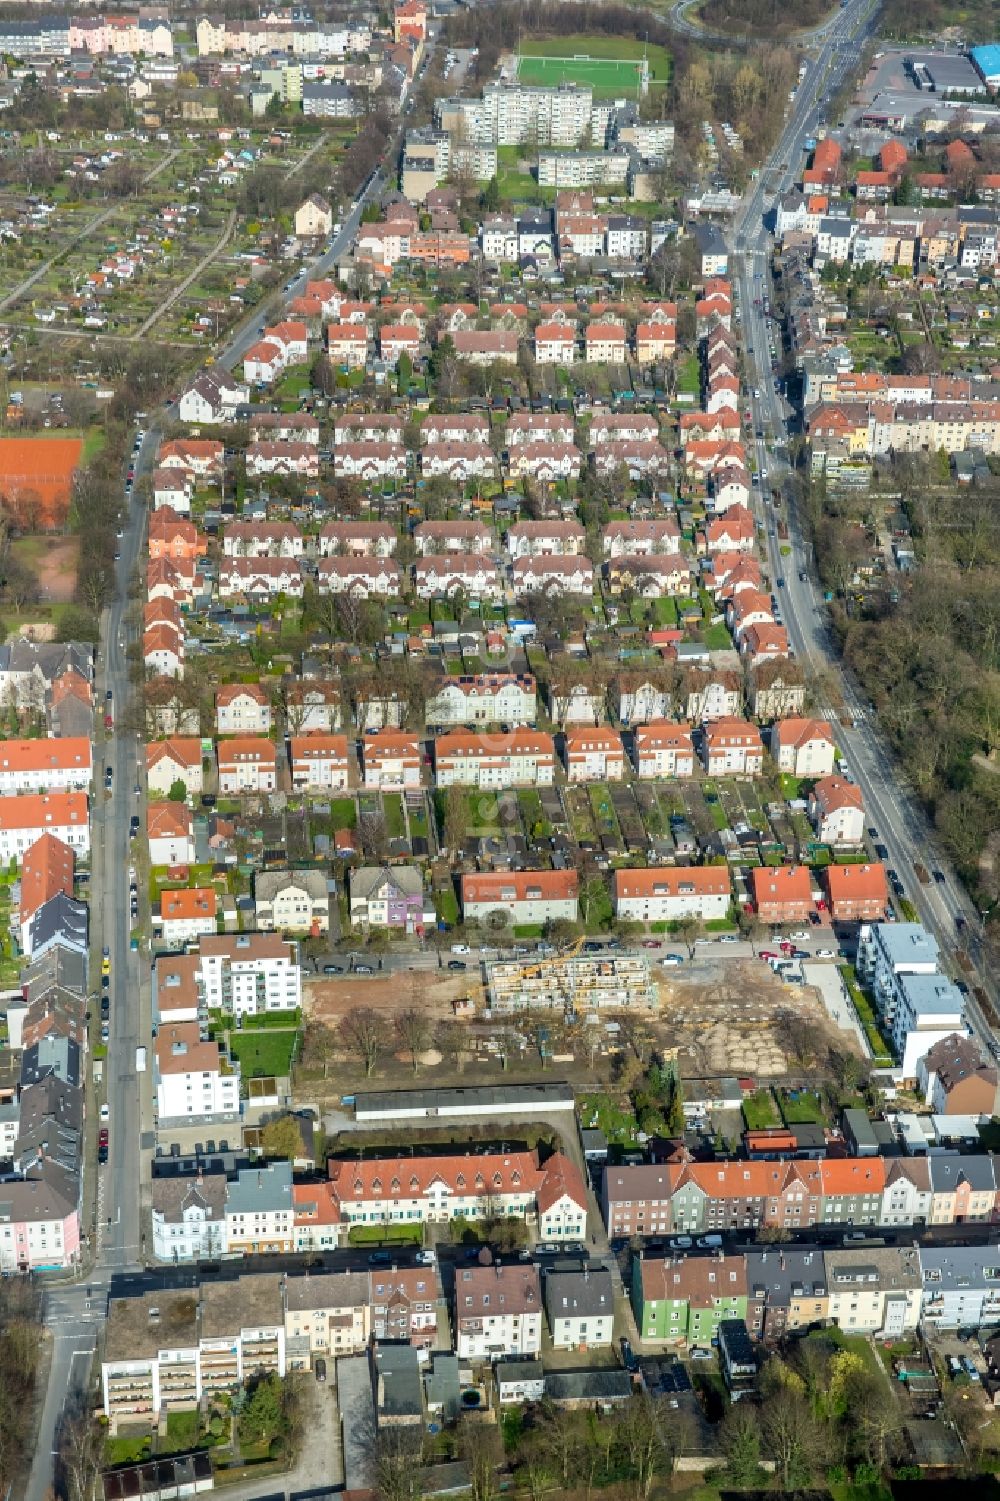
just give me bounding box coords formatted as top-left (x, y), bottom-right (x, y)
top-left (314, 1357), bottom-right (327, 1383)
top-left (368, 1250), bottom-right (391, 1267)
top-left (620, 1338), bottom-right (639, 1374)
top-left (447, 959), bottom-right (467, 971)
top-left (690, 1347), bottom-right (714, 1362)
top-left (415, 1250), bottom-right (435, 1265)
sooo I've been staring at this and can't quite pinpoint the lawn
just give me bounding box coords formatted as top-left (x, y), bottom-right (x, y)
top-left (329, 797), bottom-right (357, 831)
top-left (348, 1223), bottom-right (422, 1245)
top-left (228, 1028), bottom-right (298, 1079)
top-left (839, 963), bottom-right (894, 1064)
top-left (675, 352), bottom-right (701, 395)
top-left (436, 887), bottom-right (459, 927)
top-left (163, 1410), bottom-right (201, 1454)
top-left (742, 1088), bottom-right (780, 1130)
top-left (579, 1091), bottom-right (641, 1146)
top-left (700, 621), bottom-right (733, 650)
top-left (383, 793), bottom-right (406, 840)
top-left (778, 1087), bottom-right (824, 1125)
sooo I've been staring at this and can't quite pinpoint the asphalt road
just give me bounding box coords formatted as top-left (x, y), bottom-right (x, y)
top-left (729, 0), bottom-right (998, 1056)
top-left (25, 426), bottom-right (153, 1501)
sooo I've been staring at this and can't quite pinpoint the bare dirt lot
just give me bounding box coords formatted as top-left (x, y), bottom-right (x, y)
top-left (11, 533), bottom-right (80, 602)
top-left (305, 969), bottom-right (469, 1027)
top-left (655, 960), bottom-right (857, 1078)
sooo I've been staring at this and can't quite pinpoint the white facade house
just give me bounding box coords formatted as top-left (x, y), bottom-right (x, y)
top-left (424, 674), bottom-right (537, 728)
top-left (216, 686), bottom-right (271, 736)
top-left (545, 1267), bottom-right (614, 1350)
top-left (151, 1175), bottom-right (226, 1263)
top-left (613, 866), bottom-right (732, 923)
top-left (771, 718), bottom-right (837, 777)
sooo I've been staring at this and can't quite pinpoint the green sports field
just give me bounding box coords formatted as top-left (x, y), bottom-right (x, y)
top-left (516, 52), bottom-right (646, 93)
top-left (514, 34), bottom-right (672, 98)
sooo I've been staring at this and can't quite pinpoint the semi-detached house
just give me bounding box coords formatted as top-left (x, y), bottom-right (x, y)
top-left (564, 727), bottom-right (625, 783)
top-left (612, 866), bottom-right (731, 924)
top-left (333, 442), bottom-right (407, 481)
top-left (0, 793), bottom-right (89, 862)
top-left (771, 718), bottom-right (836, 777)
top-left (461, 869), bottom-right (579, 925)
top-left (701, 718), bottom-right (764, 776)
top-left (147, 803), bottom-right (196, 866)
top-left (157, 887), bottom-right (218, 945)
top-left (809, 774), bottom-right (865, 846)
top-left (513, 555), bottom-right (594, 597)
top-left (289, 734), bottom-right (350, 792)
top-left (146, 737), bottom-right (203, 796)
top-left (414, 520), bottom-right (492, 556)
top-left (216, 683), bottom-right (271, 736)
top-left (415, 556), bottom-right (501, 602)
top-left (435, 730), bottom-right (555, 789)
top-left (218, 558), bottom-right (305, 601)
top-left (506, 520), bottom-right (586, 558)
top-left (319, 521), bottom-right (397, 558)
top-left (633, 722), bottom-right (695, 779)
top-left (362, 731), bottom-right (422, 789)
top-left (217, 738), bottom-right (277, 795)
top-left (317, 557), bottom-right (402, 598)
top-left (0, 737), bottom-right (92, 794)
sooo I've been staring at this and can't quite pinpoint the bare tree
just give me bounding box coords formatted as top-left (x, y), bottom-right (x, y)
top-left (341, 1006), bottom-right (388, 1078)
top-left (57, 1403), bottom-right (103, 1501)
top-left (395, 1007), bottom-right (430, 1073)
top-left (459, 1419), bottom-right (502, 1501)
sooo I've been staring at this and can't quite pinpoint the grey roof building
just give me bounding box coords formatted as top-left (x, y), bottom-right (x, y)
top-left (545, 1369), bottom-right (632, 1405)
top-left (225, 1160), bottom-right (293, 1218)
top-left (21, 1035), bottom-right (81, 1090)
top-left (22, 945), bottom-right (87, 1002)
top-left (544, 1265), bottom-right (614, 1349)
top-left (27, 893), bottom-right (88, 962)
top-left (151, 1172), bottom-right (227, 1227)
top-left (919, 1245), bottom-right (1000, 1329)
top-left (15, 1076), bottom-right (82, 1175)
top-left (745, 1245), bottom-right (828, 1342)
top-left (374, 1342), bottom-right (424, 1427)
top-left (928, 1152), bottom-right (997, 1197)
top-left (338, 1354), bottom-right (377, 1491)
top-left (425, 1353), bottom-right (461, 1421)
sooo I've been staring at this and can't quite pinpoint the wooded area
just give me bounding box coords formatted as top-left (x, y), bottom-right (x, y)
top-left (808, 459), bottom-right (1000, 915)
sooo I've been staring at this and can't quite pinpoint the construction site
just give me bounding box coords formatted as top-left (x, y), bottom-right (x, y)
top-left (484, 945), bottom-right (658, 1016)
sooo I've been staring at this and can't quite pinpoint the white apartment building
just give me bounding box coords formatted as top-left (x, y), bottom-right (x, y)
top-left (440, 82), bottom-right (593, 146)
top-left (155, 1024), bottom-right (240, 1121)
top-left (197, 934), bottom-right (302, 1019)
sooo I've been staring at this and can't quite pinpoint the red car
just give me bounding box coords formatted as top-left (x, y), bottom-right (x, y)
top-left (98, 1128), bottom-right (109, 1147)
top-left (104, 713), bottom-right (113, 730)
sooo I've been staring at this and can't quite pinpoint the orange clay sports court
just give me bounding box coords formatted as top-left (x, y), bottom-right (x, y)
top-left (0, 436), bottom-right (83, 528)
